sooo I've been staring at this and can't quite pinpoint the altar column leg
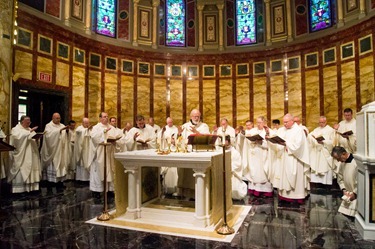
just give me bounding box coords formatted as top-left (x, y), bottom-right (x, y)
top-left (193, 169), bottom-right (209, 227)
top-left (124, 167), bottom-right (141, 219)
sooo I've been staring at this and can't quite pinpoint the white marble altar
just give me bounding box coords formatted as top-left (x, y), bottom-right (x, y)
top-left (114, 149), bottom-right (232, 228)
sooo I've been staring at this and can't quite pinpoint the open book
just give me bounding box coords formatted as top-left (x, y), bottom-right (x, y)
top-left (32, 132), bottom-right (45, 139)
top-left (107, 135), bottom-right (122, 143)
top-left (266, 135), bottom-right (285, 144)
top-left (313, 135), bottom-right (325, 142)
top-left (246, 134), bottom-right (263, 142)
top-left (338, 130), bottom-right (353, 136)
top-left (136, 138), bottom-right (151, 144)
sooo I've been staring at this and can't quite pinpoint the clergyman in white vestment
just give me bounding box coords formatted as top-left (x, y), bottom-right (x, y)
top-left (88, 112), bottom-right (125, 194)
top-left (8, 116), bottom-right (41, 193)
top-left (74, 117), bottom-right (91, 182)
top-left (243, 116), bottom-right (273, 197)
top-left (177, 109), bottom-right (209, 199)
top-left (40, 113), bottom-right (70, 187)
top-left (308, 116), bottom-right (335, 185)
top-left (267, 113), bottom-right (310, 204)
top-left (159, 117), bottom-right (179, 194)
top-left (125, 115), bottom-right (156, 151)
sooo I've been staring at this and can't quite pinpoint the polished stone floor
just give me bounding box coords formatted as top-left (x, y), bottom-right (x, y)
top-left (0, 181), bottom-right (375, 249)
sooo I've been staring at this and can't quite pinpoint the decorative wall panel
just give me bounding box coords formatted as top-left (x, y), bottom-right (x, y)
top-left (14, 51), bottom-right (32, 80)
top-left (170, 79), bottom-right (183, 125)
top-left (236, 78), bottom-right (250, 125)
top-left (120, 75), bottom-right (134, 125)
top-left (253, 77), bottom-right (267, 121)
top-left (72, 66), bottom-right (85, 121)
top-left (56, 62), bottom-right (70, 87)
top-left (287, 72), bottom-right (302, 118)
top-left (88, 71), bottom-right (101, 121)
top-left (359, 56), bottom-right (375, 106)
top-left (104, 73), bottom-right (118, 117)
top-left (137, 77), bottom-right (150, 118)
top-left (323, 66), bottom-right (338, 123)
top-left (270, 75), bottom-right (284, 122)
top-left (186, 79), bottom-right (199, 121)
top-left (341, 61), bottom-right (357, 112)
top-left (153, 78), bottom-right (167, 125)
top-left (219, 79), bottom-right (233, 122)
top-left (202, 80), bottom-right (216, 129)
top-left (305, 70), bottom-right (320, 127)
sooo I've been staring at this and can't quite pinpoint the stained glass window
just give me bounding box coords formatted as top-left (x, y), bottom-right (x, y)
top-left (236, 0), bottom-right (256, 45)
top-left (309, 0), bottom-right (332, 32)
top-left (166, 0), bottom-right (185, 47)
top-left (96, 0), bottom-right (116, 37)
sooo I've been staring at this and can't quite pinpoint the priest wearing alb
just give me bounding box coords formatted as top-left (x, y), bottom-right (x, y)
top-left (334, 108), bottom-right (356, 153)
top-left (177, 109), bottom-right (210, 200)
top-left (88, 112), bottom-right (125, 197)
top-left (224, 135), bottom-right (247, 200)
top-left (40, 112), bottom-right (71, 190)
top-left (213, 118), bottom-right (236, 149)
top-left (8, 116), bottom-right (41, 193)
top-left (308, 116), bottom-right (335, 187)
top-left (74, 117), bottom-right (91, 182)
top-left (243, 116), bottom-right (273, 198)
top-left (125, 115), bottom-right (156, 151)
top-left (267, 113), bottom-right (310, 205)
top-left (159, 117), bottom-right (179, 194)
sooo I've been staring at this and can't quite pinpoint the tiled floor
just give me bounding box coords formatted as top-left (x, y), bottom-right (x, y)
top-left (0, 181), bottom-right (374, 248)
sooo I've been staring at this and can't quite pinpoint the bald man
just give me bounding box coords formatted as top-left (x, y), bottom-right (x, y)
top-left (74, 117), bottom-right (92, 182)
top-left (177, 109), bottom-right (210, 199)
top-left (266, 113), bottom-right (310, 206)
top-left (89, 112), bottom-right (125, 198)
top-left (307, 116), bottom-right (335, 186)
top-left (159, 117), bottom-right (179, 194)
top-left (40, 112), bottom-right (71, 191)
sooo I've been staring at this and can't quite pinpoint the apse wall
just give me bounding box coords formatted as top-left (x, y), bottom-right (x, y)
top-left (13, 9), bottom-right (375, 131)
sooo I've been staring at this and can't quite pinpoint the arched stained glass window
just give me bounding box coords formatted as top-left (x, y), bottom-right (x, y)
top-left (96, 0), bottom-right (117, 37)
top-left (309, 0), bottom-right (332, 32)
top-left (236, 0), bottom-right (256, 46)
top-left (166, 0), bottom-right (185, 47)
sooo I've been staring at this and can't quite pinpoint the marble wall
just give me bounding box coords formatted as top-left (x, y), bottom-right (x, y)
top-left (10, 10), bottom-right (375, 132)
top-left (0, 0), bottom-right (13, 134)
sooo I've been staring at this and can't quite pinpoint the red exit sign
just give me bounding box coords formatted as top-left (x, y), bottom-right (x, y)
top-left (39, 72), bottom-right (51, 82)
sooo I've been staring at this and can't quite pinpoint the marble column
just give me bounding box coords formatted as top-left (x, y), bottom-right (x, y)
top-left (85, 0), bottom-right (92, 34)
top-left (337, 0), bottom-right (344, 27)
top-left (286, 0), bottom-right (293, 42)
top-left (264, 0), bottom-right (272, 46)
top-left (359, 0), bottom-right (366, 19)
top-left (124, 167), bottom-right (141, 219)
top-left (217, 3), bottom-right (224, 51)
top-left (152, 0), bottom-right (160, 49)
top-left (64, 0), bottom-right (71, 26)
top-left (197, 3), bottom-right (204, 51)
top-left (193, 169), bottom-right (209, 227)
top-left (0, 0), bottom-right (14, 134)
top-left (132, 0), bottom-right (140, 46)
